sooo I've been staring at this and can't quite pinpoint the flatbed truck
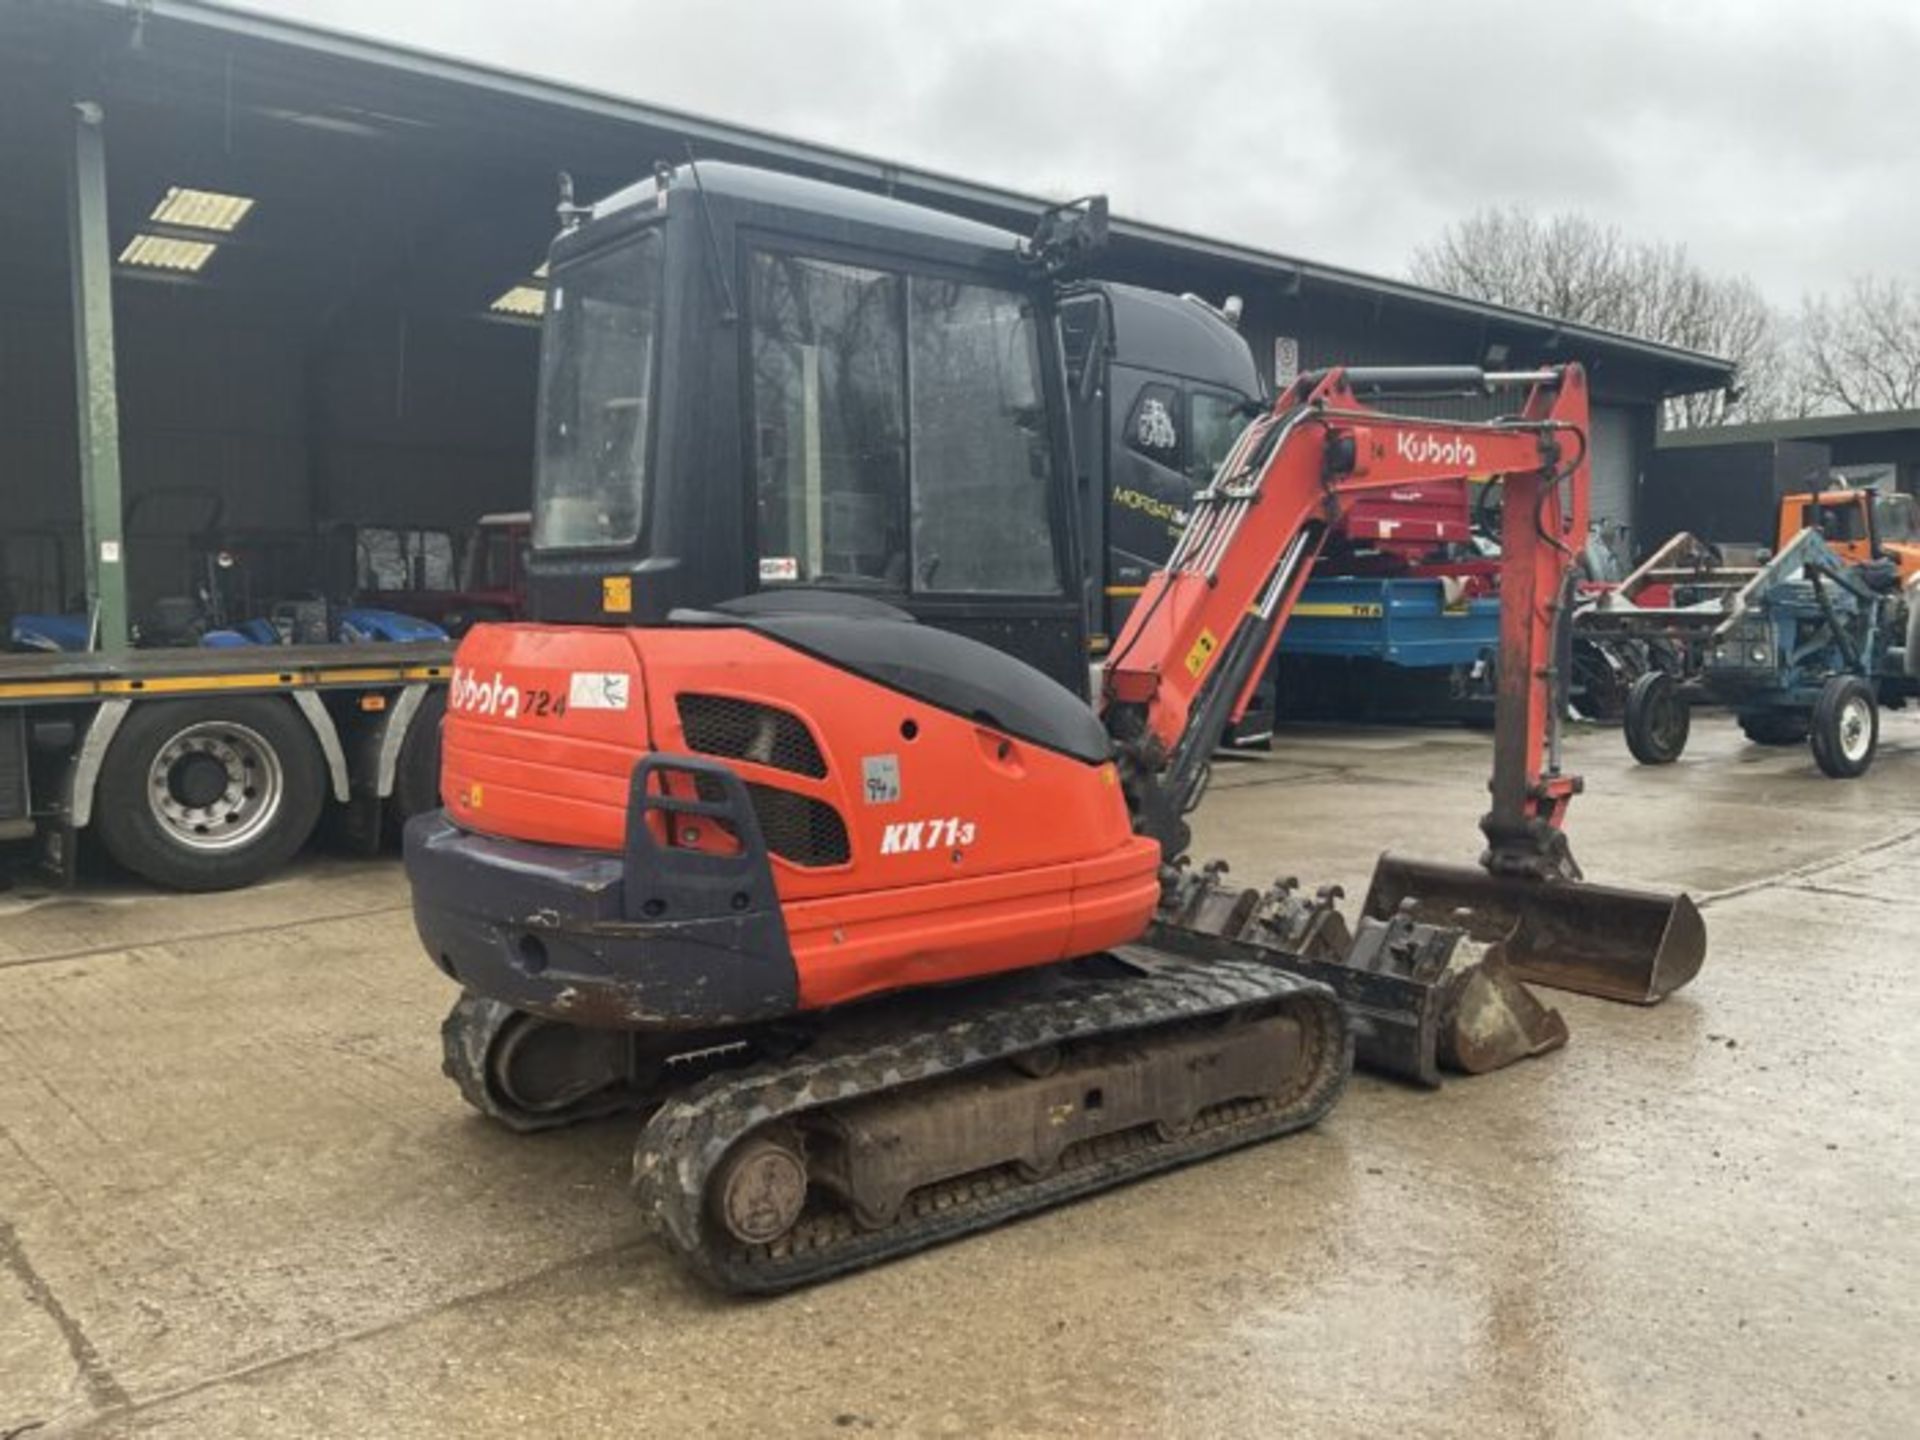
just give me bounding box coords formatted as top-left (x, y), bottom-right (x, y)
top-left (0, 642), bottom-right (450, 890)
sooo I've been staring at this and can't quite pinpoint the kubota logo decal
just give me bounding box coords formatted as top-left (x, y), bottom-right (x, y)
top-left (1394, 432), bottom-right (1478, 468)
top-left (450, 667), bottom-right (522, 718)
top-left (879, 816), bottom-right (977, 854)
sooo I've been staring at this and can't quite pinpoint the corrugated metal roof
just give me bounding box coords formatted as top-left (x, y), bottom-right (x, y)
top-left (64, 0), bottom-right (1734, 393)
top-left (1661, 411), bottom-right (1920, 447)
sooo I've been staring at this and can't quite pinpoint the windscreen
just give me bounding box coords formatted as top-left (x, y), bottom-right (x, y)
top-left (534, 229), bottom-right (664, 549)
top-left (1875, 493), bottom-right (1919, 544)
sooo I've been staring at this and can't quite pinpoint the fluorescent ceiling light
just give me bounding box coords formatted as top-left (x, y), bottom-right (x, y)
top-left (257, 106), bottom-right (385, 138)
top-left (150, 186), bottom-right (254, 233)
top-left (118, 234), bottom-right (218, 273)
top-left (490, 285), bottom-right (546, 318)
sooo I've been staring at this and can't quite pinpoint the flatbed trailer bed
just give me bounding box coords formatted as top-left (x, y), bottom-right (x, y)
top-left (0, 642), bottom-right (452, 890)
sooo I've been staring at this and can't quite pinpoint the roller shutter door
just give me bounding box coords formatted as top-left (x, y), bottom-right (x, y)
top-left (1589, 406), bottom-right (1638, 550)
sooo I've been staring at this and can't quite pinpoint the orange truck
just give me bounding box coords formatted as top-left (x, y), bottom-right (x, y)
top-left (1777, 488), bottom-right (1920, 586)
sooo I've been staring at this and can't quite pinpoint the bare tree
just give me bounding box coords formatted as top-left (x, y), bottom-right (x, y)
top-left (1410, 207), bottom-right (1790, 426)
top-left (1798, 276), bottom-right (1920, 414)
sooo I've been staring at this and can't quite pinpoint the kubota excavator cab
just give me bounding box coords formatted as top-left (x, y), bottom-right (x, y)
top-left (528, 161), bottom-right (1094, 696)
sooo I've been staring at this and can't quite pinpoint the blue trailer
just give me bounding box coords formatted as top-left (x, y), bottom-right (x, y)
top-left (1260, 576), bottom-right (1500, 724)
top-left (1284, 576), bottom-right (1499, 668)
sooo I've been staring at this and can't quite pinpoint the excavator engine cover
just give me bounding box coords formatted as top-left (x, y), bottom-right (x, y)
top-left (1362, 853), bottom-right (1706, 1005)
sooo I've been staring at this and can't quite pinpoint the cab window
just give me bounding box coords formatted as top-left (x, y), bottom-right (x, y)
top-left (1805, 501), bottom-right (1869, 544)
top-left (535, 231), bottom-right (663, 550)
top-left (1189, 389), bottom-right (1249, 481)
top-left (356, 527), bottom-right (455, 592)
top-left (748, 249), bottom-right (1062, 595)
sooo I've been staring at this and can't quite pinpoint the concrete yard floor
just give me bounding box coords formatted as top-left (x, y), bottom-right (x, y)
top-left (3, 712), bottom-right (1918, 1437)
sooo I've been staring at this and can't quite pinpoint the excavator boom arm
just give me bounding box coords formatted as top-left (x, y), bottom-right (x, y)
top-left (1101, 365), bottom-right (1590, 872)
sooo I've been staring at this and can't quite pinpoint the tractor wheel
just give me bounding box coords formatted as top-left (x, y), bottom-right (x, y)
top-left (94, 696), bottom-right (326, 890)
top-left (1570, 638), bottom-right (1631, 722)
top-left (1737, 711), bottom-right (1810, 747)
top-left (1624, 670), bottom-right (1689, 765)
top-left (1809, 675), bottom-right (1878, 779)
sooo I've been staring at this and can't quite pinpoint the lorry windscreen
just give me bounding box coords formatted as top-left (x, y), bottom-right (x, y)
top-left (534, 229), bottom-right (664, 550)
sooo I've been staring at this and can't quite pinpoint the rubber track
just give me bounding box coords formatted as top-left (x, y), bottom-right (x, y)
top-left (440, 993), bottom-right (664, 1133)
top-left (632, 955), bottom-right (1350, 1294)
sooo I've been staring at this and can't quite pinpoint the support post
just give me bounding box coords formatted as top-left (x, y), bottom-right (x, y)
top-left (66, 98), bottom-right (128, 650)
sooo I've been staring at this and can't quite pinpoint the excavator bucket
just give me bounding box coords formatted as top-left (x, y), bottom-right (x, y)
top-left (1440, 942), bottom-right (1569, 1074)
top-left (1362, 853), bottom-right (1706, 1005)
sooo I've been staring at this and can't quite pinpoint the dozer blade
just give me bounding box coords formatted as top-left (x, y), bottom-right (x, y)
top-left (1154, 864), bottom-right (1567, 1084)
top-left (1362, 853), bottom-right (1706, 1005)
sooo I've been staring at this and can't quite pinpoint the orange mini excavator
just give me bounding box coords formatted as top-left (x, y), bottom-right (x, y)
top-left (407, 165), bottom-right (1704, 1292)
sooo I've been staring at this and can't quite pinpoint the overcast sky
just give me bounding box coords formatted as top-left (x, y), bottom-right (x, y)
top-left (247, 0), bottom-right (1920, 308)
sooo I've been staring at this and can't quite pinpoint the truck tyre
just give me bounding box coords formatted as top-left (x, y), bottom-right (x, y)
top-left (1809, 675), bottom-right (1878, 779)
top-left (1624, 670), bottom-right (1689, 765)
top-left (1906, 588), bottom-right (1920, 679)
top-left (94, 696), bottom-right (326, 890)
top-left (391, 690), bottom-right (446, 826)
top-left (1737, 711), bottom-right (1810, 747)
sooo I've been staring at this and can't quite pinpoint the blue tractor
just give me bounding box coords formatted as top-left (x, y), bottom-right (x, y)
top-left (1580, 527), bottom-right (1920, 777)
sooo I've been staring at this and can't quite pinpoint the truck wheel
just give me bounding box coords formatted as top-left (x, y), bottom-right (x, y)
top-left (1624, 670), bottom-right (1689, 765)
top-left (1737, 712), bottom-right (1809, 746)
top-left (94, 697), bottom-right (326, 890)
top-left (1809, 675), bottom-right (1878, 779)
top-left (391, 691), bottom-right (446, 826)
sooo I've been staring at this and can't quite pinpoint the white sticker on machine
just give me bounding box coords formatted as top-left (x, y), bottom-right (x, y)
top-left (568, 671), bottom-right (631, 711)
top-left (759, 556), bottom-right (800, 582)
top-left (862, 754), bottom-right (901, 805)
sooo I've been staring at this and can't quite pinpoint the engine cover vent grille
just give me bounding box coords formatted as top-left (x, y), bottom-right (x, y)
top-left (746, 784), bottom-right (851, 868)
top-left (688, 770), bottom-right (851, 868)
top-left (677, 694), bottom-right (827, 779)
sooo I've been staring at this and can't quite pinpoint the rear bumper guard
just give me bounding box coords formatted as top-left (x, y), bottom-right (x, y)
top-left (405, 754), bottom-right (800, 1030)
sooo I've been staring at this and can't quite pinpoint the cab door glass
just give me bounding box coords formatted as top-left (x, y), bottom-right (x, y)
top-left (908, 280), bottom-right (1060, 594)
top-left (750, 253), bottom-right (908, 587)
